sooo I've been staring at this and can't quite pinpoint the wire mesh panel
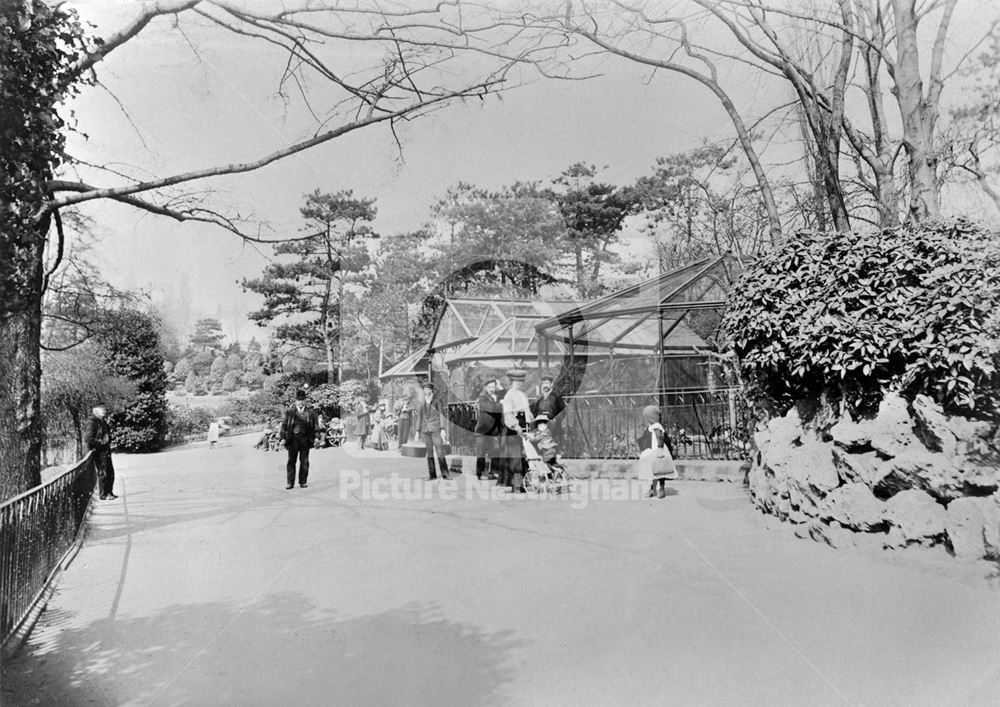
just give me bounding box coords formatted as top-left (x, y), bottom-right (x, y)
top-left (560, 390), bottom-right (751, 460)
top-left (1, 455), bottom-right (96, 644)
top-left (447, 389), bottom-right (750, 461)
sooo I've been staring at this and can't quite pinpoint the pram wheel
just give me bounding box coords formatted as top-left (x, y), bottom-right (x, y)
top-left (523, 468), bottom-right (545, 494)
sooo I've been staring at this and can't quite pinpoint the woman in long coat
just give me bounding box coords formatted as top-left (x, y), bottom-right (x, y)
top-left (474, 379), bottom-right (504, 480)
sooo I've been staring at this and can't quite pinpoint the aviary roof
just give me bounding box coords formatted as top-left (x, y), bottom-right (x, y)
top-left (428, 298), bottom-right (579, 353)
top-left (534, 256), bottom-right (737, 351)
top-left (448, 315), bottom-right (569, 366)
top-left (379, 346), bottom-right (430, 380)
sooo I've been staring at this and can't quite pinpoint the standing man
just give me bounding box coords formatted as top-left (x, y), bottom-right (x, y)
top-left (84, 403), bottom-right (117, 500)
top-left (501, 370), bottom-right (533, 491)
top-left (281, 389), bottom-right (319, 490)
top-left (413, 381), bottom-right (450, 480)
top-left (356, 405), bottom-right (371, 449)
top-left (474, 379), bottom-right (504, 480)
top-left (531, 374), bottom-right (566, 441)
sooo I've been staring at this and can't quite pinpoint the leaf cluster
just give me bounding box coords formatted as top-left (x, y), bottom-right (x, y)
top-left (721, 219), bottom-right (1000, 418)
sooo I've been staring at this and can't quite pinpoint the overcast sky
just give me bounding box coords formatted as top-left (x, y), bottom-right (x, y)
top-left (63, 1), bottom-right (991, 344)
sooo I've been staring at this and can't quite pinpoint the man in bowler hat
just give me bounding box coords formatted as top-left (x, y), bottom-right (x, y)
top-left (413, 381), bottom-right (450, 480)
top-left (281, 389), bottom-right (320, 489)
top-left (531, 373), bottom-right (566, 442)
top-left (84, 403), bottom-right (117, 500)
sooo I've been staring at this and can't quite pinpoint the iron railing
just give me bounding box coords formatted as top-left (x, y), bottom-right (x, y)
top-left (1, 454), bottom-right (96, 645)
top-left (446, 388), bottom-right (751, 461)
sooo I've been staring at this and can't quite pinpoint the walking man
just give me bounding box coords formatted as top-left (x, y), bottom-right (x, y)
top-left (281, 389), bottom-right (319, 489)
top-left (84, 403), bottom-right (117, 500)
top-left (414, 381), bottom-right (450, 480)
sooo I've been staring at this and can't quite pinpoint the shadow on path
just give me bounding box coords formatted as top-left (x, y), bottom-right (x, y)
top-left (4, 592), bottom-right (528, 707)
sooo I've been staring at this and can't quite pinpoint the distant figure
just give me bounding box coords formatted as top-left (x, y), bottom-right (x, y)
top-left (394, 397), bottom-right (413, 449)
top-left (84, 403), bottom-right (117, 500)
top-left (207, 420), bottom-right (221, 449)
top-left (413, 382), bottom-right (449, 480)
top-left (281, 389), bottom-right (319, 490)
top-left (356, 406), bottom-right (372, 449)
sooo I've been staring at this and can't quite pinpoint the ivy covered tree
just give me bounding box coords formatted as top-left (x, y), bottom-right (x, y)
top-left (243, 190), bottom-right (378, 385)
top-left (0, 3), bottom-right (92, 497)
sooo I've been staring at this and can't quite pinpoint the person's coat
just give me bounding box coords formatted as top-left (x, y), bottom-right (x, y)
top-left (530, 391), bottom-right (566, 420)
top-left (413, 397), bottom-right (447, 435)
top-left (474, 391), bottom-right (504, 436)
top-left (83, 416), bottom-right (112, 453)
top-left (281, 404), bottom-right (320, 444)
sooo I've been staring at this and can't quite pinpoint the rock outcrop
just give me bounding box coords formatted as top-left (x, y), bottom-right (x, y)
top-left (748, 392), bottom-right (1000, 561)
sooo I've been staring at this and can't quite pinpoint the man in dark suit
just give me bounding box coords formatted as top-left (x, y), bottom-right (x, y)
top-left (531, 374), bottom-right (567, 442)
top-left (84, 403), bottom-right (117, 500)
top-left (413, 381), bottom-right (449, 480)
top-left (281, 389), bottom-right (320, 490)
top-left (474, 379), bottom-right (504, 480)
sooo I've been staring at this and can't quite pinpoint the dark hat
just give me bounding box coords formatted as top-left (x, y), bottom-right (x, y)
top-left (92, 402), bottom-right (107, 408)
top-left (295, 389), bottom-right (307, 400)
top-left (421, 380), bottom-right (435, 390)
top-left (505, 369), bottom-right (526, 381)
top-left (539, 374), bottom-right (554, 383)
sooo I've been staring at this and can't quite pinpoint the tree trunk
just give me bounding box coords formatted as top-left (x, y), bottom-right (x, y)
top-left (0, 283), bottom-right (44, 500)
top-left (893, 0), bottom-right (944, 222)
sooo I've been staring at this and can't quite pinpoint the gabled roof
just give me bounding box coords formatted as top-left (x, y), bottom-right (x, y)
top-left (379, 347), bottom-right (430, 380)
top-left (449, 315), bottom-right (568, 365)
top-left (427, 297), bottom-right (579, 353)
top-left (535, 256), bottom-right (737, 351)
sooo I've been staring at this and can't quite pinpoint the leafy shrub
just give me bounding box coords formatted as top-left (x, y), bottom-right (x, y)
top-left (166, 405), bottom-right (215, 440)
top-left (306, 380), bottom-right (373, 419)
top-left (268, 371), bottom-right (329, 404)
top-left (98, 309), bottom-right (170, 452)
top-left (217, 391), bottom-right (283, 426)
top-left (721, 219), bottom-right (1000, 418)
top-left (222, 369), bottom-right (242, 392)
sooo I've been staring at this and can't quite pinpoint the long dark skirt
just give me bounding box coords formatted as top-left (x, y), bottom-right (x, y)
top-left (497, 432), bottom-right (527, 489)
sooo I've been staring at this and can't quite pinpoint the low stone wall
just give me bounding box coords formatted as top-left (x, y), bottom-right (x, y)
top-left (748, 393), bottom-right (1000, 560)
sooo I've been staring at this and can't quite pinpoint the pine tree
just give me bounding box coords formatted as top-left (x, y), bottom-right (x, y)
top-left (243, 190), bottom-right (377, 384)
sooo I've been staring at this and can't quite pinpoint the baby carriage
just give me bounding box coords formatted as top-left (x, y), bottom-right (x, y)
top-left (520, 434), bottom-right (572, 495)
top-left (325, 418), bottom-right (347, 447)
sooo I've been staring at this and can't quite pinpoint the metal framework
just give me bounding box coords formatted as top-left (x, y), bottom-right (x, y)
top-left (534, 255), bottom-right (739, 399)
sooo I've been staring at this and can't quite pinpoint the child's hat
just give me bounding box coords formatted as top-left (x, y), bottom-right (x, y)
top-left (642, 405), bottom-right (661, 423)
top-left (535, 413), bottom-right (550, 424)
